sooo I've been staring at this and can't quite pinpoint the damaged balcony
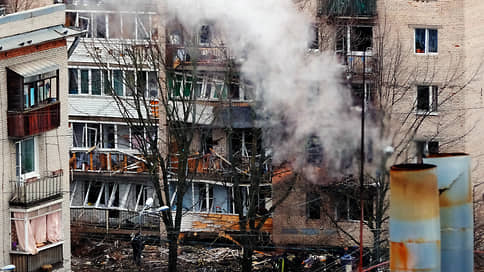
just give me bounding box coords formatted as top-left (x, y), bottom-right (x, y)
top-left (7, 60), bottom-right (60, 138)
top-left (318, 0), bottom-right (377, 17)
top-left (10, 171), bottom-right (63, 207)
top-left (69, 151), bottom-right (149, 174)
top-left (166, 45), bottom-right (232, 69)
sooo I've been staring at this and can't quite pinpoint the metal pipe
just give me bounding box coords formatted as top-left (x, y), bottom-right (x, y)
top-left (423, 153), bottom-right (473, 272)
top-left (389, 164), bottom-right (440, 272)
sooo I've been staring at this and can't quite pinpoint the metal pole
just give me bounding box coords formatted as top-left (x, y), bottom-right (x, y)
top-left (358, 50), bottom-right (366, 272)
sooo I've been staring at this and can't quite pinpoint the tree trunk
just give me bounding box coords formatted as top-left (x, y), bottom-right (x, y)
top-left (241, 245), bottom-right (253, 272)
top-left (168, 234), bottom-right (178, 272)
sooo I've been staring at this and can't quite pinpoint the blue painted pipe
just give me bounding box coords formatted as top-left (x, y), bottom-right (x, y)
top-left (423, 153), bottom-right (473, 272)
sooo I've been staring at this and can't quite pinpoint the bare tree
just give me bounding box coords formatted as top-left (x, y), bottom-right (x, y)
top-left (310, 5), bottom-right (482, 266)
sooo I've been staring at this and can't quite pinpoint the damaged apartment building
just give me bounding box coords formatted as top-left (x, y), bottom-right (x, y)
top-left (273, 0), bottom-right (377, 248)
top-left (65, 0), bottom-right (162, 231)
top-left (162, 20), bottom-right (273, 237)
top-left (0, 4), bottom-right (81, 271)
top-left (64, 0), bottom-right (274, 238)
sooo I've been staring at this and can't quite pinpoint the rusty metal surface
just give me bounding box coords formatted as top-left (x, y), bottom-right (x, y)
top-left (390, 164), bottom-right (440, 272)
top-left (423, 154), bottom-right (473, 272)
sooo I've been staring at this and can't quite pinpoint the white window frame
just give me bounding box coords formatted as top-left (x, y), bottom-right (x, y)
top-left (416, 85), bottom-right (438, 115)
top-left (16, 137), bottom-right (39, 181)
top-left (414, 28), bottom-right (438, 55)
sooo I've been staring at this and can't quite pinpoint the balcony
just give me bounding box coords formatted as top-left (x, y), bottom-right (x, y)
top-left (8, 102), bottom-right (60, 138)
top-left (319, 0), bottom-right (377, 17)
top-left (11, 244), bottom-right (63, 272)
top-left (10, 171), bottom-right (63, 207)
top-left (166, 45), bottom-right (232, 69)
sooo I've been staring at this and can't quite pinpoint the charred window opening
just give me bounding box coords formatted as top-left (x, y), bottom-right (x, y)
top-left (87, 182), bottom-right (102, 205)
top-left (95, 13), bottom-right (106, 38)
top-left (200, 25), bottom-right (211, 45)
top-left (108, 13), bottom-right (121, 38)
top-left (306, 135), bottom-right (323, 165)
top-left (309, 25), bottom-right (319, 50)
top-left (200, 129), bottom-right (214, 154)
top-left (229, 83), bottom-right (240, 100)
top-left (333, 189), bottom-right (373, 221)
top-left (199, 184), bottom-right (214, 212)
top-left (306, 191), bottom-right (321, 219)
top-left (350, 26), bottom-right (372, 51)
top-left (231, 129), bottom-right (262, 158)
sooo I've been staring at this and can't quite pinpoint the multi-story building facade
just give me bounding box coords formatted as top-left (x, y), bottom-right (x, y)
top-left (273, 0), bottom-right (484, 264)
top-left (0, 4), bottom-right (80, 271)
top-left (64, 0), bottom-right (163, 232)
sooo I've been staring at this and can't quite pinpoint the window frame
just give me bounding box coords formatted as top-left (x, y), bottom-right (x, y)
top-left (15, 137), bottom-right (39, 181)
top-left (416, 85), bottom-right (438, 114)
top-left (414, 28), bottom-right (438, 54)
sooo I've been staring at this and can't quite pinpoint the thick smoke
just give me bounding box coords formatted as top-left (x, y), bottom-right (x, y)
top-left (163, 0), bottom-right (360, 182)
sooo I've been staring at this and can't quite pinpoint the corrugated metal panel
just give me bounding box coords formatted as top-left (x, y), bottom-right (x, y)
top-left (8, 59), bottom-right (58, 77)
top-left (69, 96), bottom-right (148, 118)
top-left (0, 25), bottom-right (82, 53)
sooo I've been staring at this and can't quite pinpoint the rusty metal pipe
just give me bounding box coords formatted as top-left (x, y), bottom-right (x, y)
top-left (390, 164), bottom-right (440, 272)
top-left (423, 153), bottom-right (473, 272)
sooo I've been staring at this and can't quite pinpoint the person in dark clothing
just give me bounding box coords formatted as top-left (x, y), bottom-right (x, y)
top-left (131, 232), bottom-right (144, 266)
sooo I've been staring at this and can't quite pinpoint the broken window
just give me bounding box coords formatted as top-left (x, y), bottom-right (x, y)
top-left (103, 70), bottom-right (111, 95)
top-left (117, 125), bottom-right (130, 149)
top-left (199, 184), bottom-right (214, 212)
top-left (78, 13), bottom-right (91, 38)
top-left (350, 26), bottom-right (372, 52)
top-left (102, 124), bottom-right (115, 148)
top-left (125, 71), bottom-right (135, 96)
top-left (169, 30), bottom-right (182, 45)
top-left (229, 83), bottom-right (240, 100)
top-left (416, 85), bottom-right (438, 112)
top-left (108, 13), bottom-right (122, 38)
top-left (335, 26), bottom-right (348, 55)
top-left (72, 123), bottom-right (85, 147)
top-left (306, 135), bottom-right (323, 165)
top-left (86, 182), bottom-right (102, 206)
top-left (415, 28), bottom-right (438, 54)
top-left (199, 25), bottom-right (211, 45)
top-left (136, 14), bottom-right (150, 40)
top-left (334, 191), bottom-right (373, 221)
top-left (306, 192), bottom-right (321, 219)
top-left (308, 25), bottom-right (319, 50)
top-left (95, 13), bottom-right (106, 38)
top-left (85, 124), bottom-right (100, 148)
top-left (66, 12), bottom-right (77, 28)
top-left (122, 14), bottom-right (135, 39)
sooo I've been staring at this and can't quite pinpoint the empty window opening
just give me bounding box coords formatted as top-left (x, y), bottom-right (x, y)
top-left (417, 85), bottom-right (438, 112)
top-left (306, 192), bottom-right (321, 219)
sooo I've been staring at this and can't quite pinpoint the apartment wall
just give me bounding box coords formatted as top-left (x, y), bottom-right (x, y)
top-left (463, 0), bottom-right (484, 233)
top-left (0, 4), bottom-right (65, 37)
top-left (379, 0), bottom-right (467, 157)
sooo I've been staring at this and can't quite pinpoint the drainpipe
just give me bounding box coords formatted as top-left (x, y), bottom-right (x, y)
top-left (389, 164), bottom-right (440, 272)
top-left (423, 153), bottom-right (473, 272)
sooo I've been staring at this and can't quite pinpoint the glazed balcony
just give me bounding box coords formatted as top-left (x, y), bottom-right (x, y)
top-left (318, 0), bottom-right (377, 17)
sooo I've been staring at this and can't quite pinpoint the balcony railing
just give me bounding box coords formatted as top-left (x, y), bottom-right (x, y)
top-left (166, 45), bottom-right (232, 68)
top-left (337, 53), bottom-right (374, 76)
top-left (11, 244), bottom-right (63, 272)
top-left (10, 171), bottom-right (63, 206)
top-left (7, 101), bottom-right (60, 138)
top-left (70, 151), bottom-right (148, 174)
top-left (319, 0), bottom-right (377, 17)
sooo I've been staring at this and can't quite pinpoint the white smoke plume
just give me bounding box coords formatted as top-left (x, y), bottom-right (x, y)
top-left (163, 0), bottom-right (360, 182)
